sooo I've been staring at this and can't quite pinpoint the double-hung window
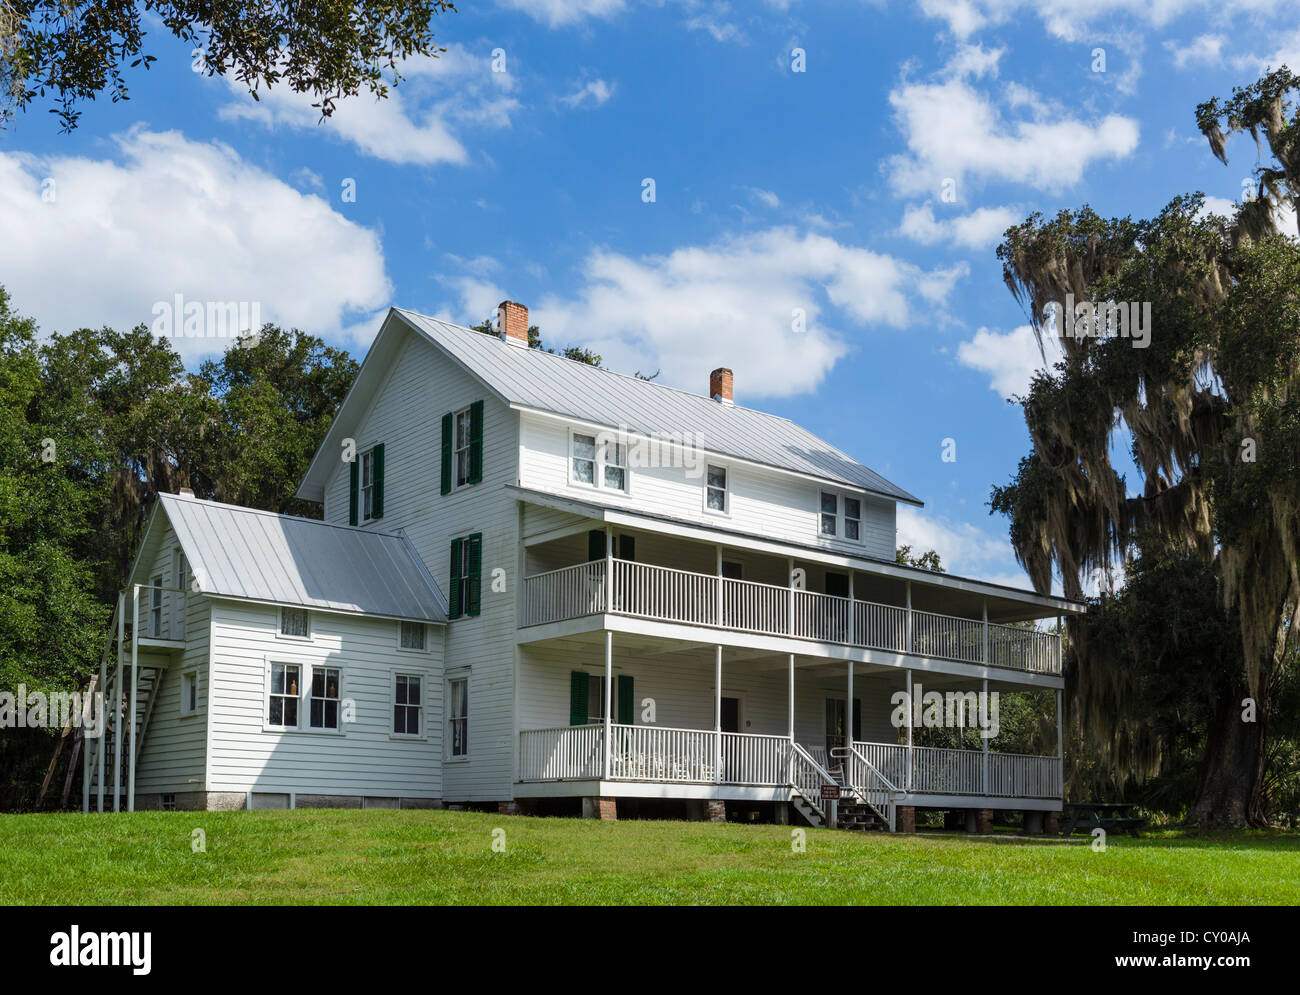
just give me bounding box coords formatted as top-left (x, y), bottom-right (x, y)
top-left (348, 443), bottom-right (384, 525)
top-left (844, 497), bottom-right (861, 542)
top-left (571, 432), bottom-right (628, 492)
top-left (819, 491), bottom-right (838, 537)
top-left (394, 674), bottom-right (423, 736)
top-left (361, 449), bottom-right (375, 521)
top-left (706, 465), bottom-right (728, 512)
top-left (449, 534), bottom-right (482, 619)
top-left (602, 439), bottom-right (627, 490)
top-left (448, 677), bottom-right (468, 757)
top-left (440, 401), bottom-right (483, 493)
top-left (268, 663), bottom-right (301, 728)
top-left (571, 432), bottom-right (597, 485)
top-left (310, 666), bottom-right (341, 729)
top-left (150, 576), bottom-right (163, 638)
top-left (454, 407), bottom-right (472, 487)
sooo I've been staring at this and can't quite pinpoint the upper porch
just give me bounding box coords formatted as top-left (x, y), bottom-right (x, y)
top-left (518, 511), bottom-right (1070, 682)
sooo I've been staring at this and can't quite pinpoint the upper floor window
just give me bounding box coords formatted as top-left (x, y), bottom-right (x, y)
top-left (571, 432), bottom-right (627, 492)
top-left (706, 465), bottom-right (728, 512)
top-left (844, 497), bottom-right (862, 542)
top-left (181, 671), bottom-right (198, 716)
top-left (400, 621), bottom-right (426, 650)
top-left (449, 534), bottom-right (482, 619)
top-left (441, 400), bottom-right (483, 494)
top-left (280, 607), bottom-right (310, 639)
top-left (349, 443), bottom-right (384, 525)
top-left (150, 576), bottom-right (163, 637)
top-left (819, 492), bottom-right (838, 537)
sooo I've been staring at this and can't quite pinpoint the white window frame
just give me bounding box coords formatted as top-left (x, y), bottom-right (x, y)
top-left (308, 664), bottom-right (343, 731)
top-left (704, 463), bottom-right (729, 515)
top-left (397, 620), bottom-right (428, 653)
top-left (843, 495), bottom-right (863, 544)
top-left (263, 657), bottom-right (345, 735)
top-left (278, 606), bottom-right (311, 641)
top-left (360, 448), bottom-right (376, 521)
top-left (391, 670), bottom-right (426, 740)
top-left (819, 491), bottom-right (838, 538)
top-left (173, 549), bottom-right (188, 639)
top-left (446, 672), bottom-right (469, 760)
top-left (180, 669), bottom-right (199, 717)
top-left (149, 576), bottom-right (163, 638)
top-left (585, 672), bottom-right (607, 725)
top-left (453, 406), bottom-right (473, 489)
top-left (568, 428), bottom-right (630, 494)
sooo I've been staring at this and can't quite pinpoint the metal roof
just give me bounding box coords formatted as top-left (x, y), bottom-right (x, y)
top-left (156, 493), bottom-right (447, 622)
top-left (394, 308), bottom-right (923, 505)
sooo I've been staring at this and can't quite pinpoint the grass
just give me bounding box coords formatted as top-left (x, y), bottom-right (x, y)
top-left (1, 809), bottom-right (1297, 905)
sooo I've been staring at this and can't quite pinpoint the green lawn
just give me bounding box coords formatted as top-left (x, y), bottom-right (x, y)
top-left (1, 809), bottom-right (1296, 905)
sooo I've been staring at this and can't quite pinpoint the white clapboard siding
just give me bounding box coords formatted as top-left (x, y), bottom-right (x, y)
top-left (321, 331), bottom-right (520, 802)
top-left (134, 525), bottom-right (209, 793)
top-left (205, 600), bottom-right (443, 797)
top-left (518, 412), bottom-right (897, 560)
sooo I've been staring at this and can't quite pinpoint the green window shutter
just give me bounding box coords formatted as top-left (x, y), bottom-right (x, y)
top-left (852, 697), bottom-right (861, 743)
top-left (372, 443), bottom-right (385, 519)
top-left (348, 458), bottom-right (359, 526)
top-left (617, 674), bottom-right (634, 725)
top-left (466, 532), bottom-right (483, 616)
top-left (468, 399), bottom-right (484, 485)
top-left (587, 529), bottom-right (606, 562)
top-left (448, 538), bottom-right (463, 619)
top-left (440, 412), bottom-right (453, 495)
top-left (569, 671), bottom-right (589, 726)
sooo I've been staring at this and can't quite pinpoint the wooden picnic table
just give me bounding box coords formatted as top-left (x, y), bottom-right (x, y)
top-left (1062, 801), bottom-right (1145, 837)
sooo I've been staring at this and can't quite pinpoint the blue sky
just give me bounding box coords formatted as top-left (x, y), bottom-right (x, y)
top-left (3, 0), bottom-right (1298, 593)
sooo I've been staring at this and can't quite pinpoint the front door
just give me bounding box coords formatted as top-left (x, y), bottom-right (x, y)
top-left (825, 698), bottom-right (846, 761)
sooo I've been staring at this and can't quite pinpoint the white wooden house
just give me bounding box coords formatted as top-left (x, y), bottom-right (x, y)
top-left (87, 301), bottom-right (1083, 830)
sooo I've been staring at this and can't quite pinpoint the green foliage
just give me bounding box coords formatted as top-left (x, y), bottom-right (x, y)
top-left (895, 544), bottom-right (944, 573)
top-left (1, 0), bottom-right (458, 132)
top-left (470, 319), bottom-right (603, 367)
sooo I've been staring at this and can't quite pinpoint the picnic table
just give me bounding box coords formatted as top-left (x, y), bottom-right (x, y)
top-left (1062, 801), bottom-right (1146, 837)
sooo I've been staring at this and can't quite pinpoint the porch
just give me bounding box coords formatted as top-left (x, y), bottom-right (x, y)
top-left (520, 526), bottom-right (1063, 677)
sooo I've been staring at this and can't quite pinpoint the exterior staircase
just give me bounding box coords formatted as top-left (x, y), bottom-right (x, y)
top-left (789, 742), bottom-right (900, 831)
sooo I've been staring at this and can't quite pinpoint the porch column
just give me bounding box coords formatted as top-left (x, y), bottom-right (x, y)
top-left (787, 653), bottom-right (795, 782)
top-left (905, 669), bottom-right (913, 791)
top-left (101, 593), bottom-right (119, 813)
top-left (847, 571), bottom-right (856, 645)
top-left (1056, 687), bottom-right (1064, 796)
top-left (602, 630), bottom-right (613, 779)
top-left (604, 527), bottom-right (614, 612)
top-left (714, 545), bottom-right (723, 626)
top-left (113, 591), bottom-right (126, 812)
top-left (982, 600), bottom-right (989, 664)
top-left (128, 585), bottom-right (139, 812)
top-left (846, 659), bottom-right (854, 755)
top-left (981, 677), bottom-right (989, 796)
top-left (905, 581), bottom-right (913, 653)
top-left (714, 646), bottom-right (723, 784)
top-left (786, 557), bottom-right (795, 634)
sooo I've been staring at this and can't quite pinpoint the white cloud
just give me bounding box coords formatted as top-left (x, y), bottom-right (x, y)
top-left (1197, 195), bottom-right (1240, 220)
top-left (748, 187), bottom-right (781, 208)
top-left (1166, 32), bottom-right (1226, 67)
top-left (442, 227), bottom-right (965, 399)
top-left (898, 203), bottom-right (1020, 250)
top-left (561, 78), bottom-right (615, 108)
top-left (0, 128), bottom-right (390, 360)
top-left (496, 0), bottom-right (626, 26)
top-left (217, 44), bottom-right (519, 166)
top-left (887, 69), bottom-right (1139, 196)
top-left (897, 506), bottom-right (1019, 579)
top-left (956, 324), bottom-right (1063, 399)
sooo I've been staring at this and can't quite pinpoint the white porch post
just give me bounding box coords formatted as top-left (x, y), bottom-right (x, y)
top-left (787, 653), bottom-right (795, 782)
top-left (786, 557), bottom-right (795, 634)
top-left (905, 669), bottom-right (913, 791)
top-left (905, 581), bottom-right (913, 653)
top-left (113, 592), bottom-right (125, 812)
top-left (715, 545), bottom-right (723, 626)
top-left (604, 527), bottom-right (614, 612)
top-left (603, 630), bottom-right (613, 779)
top-left (982, 600), bottom-right (989, 664)
top-left (847, 571), bottom-right (856, 646)
top-left (1056, 687), bottom-right (1064, 795)
top-left (128, 585), bottom-right (139, 812)
top-left (99, 594), bottom-right (118, 813)
top-left (714, 645), bottom-right (723, 784)
top-left (846, 659), bottom-right (854, 753)
top-left (981, 677), bottom-right (989, 796)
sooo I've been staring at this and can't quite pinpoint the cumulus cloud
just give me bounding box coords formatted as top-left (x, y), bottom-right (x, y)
top-left (898, 203), bottom-right (1020, 250)
top-left (886, 67), bottom-right (1139, 196)
top-left (897, 505), bottom-right (1024, 581)
top-left (496, 0), bottom-right (627, 27)
top-left (1166, 32), bottom-right (1227, 67)
top-left (956, 324), bottom-right (1064, 399)
top-left (217, 44), bottom-right (519, 166)
top-left (0, 128), bottom-right (390, 360)
top-left (442, 227), bottom-right (966, 399)
top-left (561, 78), bottom-right (615, 108)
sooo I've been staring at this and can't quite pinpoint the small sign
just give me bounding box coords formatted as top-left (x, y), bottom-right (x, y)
top-left (820, 785), bottom-right (841, 800)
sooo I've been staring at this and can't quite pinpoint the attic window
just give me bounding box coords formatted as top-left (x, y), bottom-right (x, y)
top-left (280, 607), bottom-right (310, 639)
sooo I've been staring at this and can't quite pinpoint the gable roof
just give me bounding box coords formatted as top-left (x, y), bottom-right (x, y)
top-left (297, 307), bottom-right (922, 506)
top-left (134, 494), bottom-right (447, 623)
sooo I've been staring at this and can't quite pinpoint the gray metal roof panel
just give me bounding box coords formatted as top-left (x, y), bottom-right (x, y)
top-left (394, 308), bottom-right (922, 505)
top-left (159, 494), bottom-right (447, 622)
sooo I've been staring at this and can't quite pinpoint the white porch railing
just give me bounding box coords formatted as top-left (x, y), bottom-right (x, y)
top-left (521, 558), bottom-right (1062, 675)
top-left (517, 727), bottom-right (1061, 801)
top-left (853, 740), bottom-right (1061, 798)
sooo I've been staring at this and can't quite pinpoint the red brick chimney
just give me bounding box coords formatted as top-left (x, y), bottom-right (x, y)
top-left (498, 300), bottom-right (529, 347)
top-left (709, 367), bottom-right (734, 405)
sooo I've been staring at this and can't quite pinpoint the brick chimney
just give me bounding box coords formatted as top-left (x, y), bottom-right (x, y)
top-left (498, 300), bottom-right (529, 348)
top-left (709, 367), bottom-right (734, 405)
